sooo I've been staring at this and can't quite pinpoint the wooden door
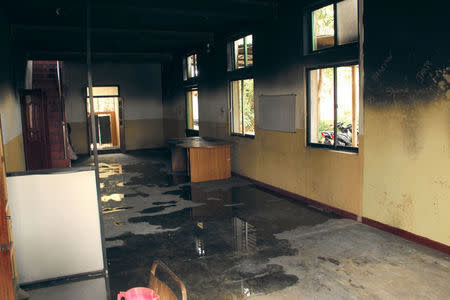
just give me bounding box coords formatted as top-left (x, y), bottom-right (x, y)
top-left (20, 90), bottom-right (50, 170)
top-left (98, 115), bottom-right (112, 144)
top-left (0, 119), bottom-right (15, 300)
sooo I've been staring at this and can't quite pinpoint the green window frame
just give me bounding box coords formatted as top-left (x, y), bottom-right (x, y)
top-left (229, 35), bottom-right (253, 70)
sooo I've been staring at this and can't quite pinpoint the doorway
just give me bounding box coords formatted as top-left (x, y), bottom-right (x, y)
top-left (86, 86), bottom-right (124, 152)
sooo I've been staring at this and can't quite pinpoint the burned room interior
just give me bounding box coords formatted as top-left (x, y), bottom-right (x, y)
top-left (0, 0), bottom-right (449, 299)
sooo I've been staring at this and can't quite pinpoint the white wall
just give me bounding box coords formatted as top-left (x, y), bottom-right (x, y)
top-left (64, 62), bottom-right (163, 123)
top-left (7, 170), bottom-right (104, 284)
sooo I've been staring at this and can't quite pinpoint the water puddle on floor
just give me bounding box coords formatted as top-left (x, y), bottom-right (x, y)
top-left (106, 184), bottom-right (334, 299)
top-left (101, 194), bottom-right (124, 202)
top-left (102, 206), bottom-right (133, 214)
top-left (99, 163), bottom-right (123, 179)
top-left (78, 151), bottom-right (335, 299)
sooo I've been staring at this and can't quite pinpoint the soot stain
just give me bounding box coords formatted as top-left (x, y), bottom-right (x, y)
top-left (162, 185), bottom-right (192, 200)
top-left (140, 204), bottom-right (177, 214)
top-left (128, 208), bottom-right (192, 229)
top-left (318, 256), bottom-right (341, 266)
top-left (124, 192), bottom-right (150, 198)
top-left (153, 201), bottom-right (177, 205)
top-left (124, 162), bottom-right (189, 188)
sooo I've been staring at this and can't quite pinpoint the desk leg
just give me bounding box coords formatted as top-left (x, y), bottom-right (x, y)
top-left (171, 147), bottom-right (187, 172)
top-left (186, 148), bottom-right (190, 176)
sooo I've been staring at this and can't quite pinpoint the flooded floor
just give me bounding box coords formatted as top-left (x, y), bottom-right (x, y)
top-left (74, 150), bottom-right (449, 300)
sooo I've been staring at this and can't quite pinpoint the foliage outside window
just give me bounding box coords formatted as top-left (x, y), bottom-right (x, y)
top-left (230, 79), bottom-right (254, 136)
top-left (230, 35), bottom-right (253, 70)
top-left (308, 64), bottom-right (359, 151)
top-left (186, 90), bottom-right (199, 131)
top-left (86, 97), bottom-right (117, 113)
top-left (184, 54), bottom-right (198, 80)
top-left (311, 0), bottom-right (358, 51)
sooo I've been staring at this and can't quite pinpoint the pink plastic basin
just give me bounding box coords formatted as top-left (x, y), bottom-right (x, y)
top-left (117, 287), bottom-right (160, 300)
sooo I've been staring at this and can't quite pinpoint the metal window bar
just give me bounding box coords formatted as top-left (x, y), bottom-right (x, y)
top-left (333, 3), bottom-right (338, 48)
top-left (333, 66), bottom-right (338, 149)
top-left (241, 80), bottom-right (244, 135)
top-left (244, 37), bottom-right (248, 67)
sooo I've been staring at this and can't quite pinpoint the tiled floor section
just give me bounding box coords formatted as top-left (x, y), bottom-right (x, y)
top-left (64, 150), bottom-right (450, 300)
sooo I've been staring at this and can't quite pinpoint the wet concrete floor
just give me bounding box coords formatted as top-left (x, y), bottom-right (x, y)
top-left (75, 150), bottom-right (450, 300)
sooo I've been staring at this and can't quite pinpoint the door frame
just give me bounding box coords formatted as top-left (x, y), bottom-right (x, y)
top-left (0, 118), bottom-right (16, 300)
top-left (84, 86), bottom-right (125, 154)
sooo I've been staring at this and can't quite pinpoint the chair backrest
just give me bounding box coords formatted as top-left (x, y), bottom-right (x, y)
top-left (149, 259), bottom-right (187, 300)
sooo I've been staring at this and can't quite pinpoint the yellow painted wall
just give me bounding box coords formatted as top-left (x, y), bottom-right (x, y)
top-left (3, 134), bottom-right (25, 173)
top-left (363, 98), bottom-right (450, 245)
top-left (200, 121), bottom-right (364, 216)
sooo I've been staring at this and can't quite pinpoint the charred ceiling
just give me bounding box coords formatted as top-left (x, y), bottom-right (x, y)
top-left (3, 0), bottom-right (275, 61)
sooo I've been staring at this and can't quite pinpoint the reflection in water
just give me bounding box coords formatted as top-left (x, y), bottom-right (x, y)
top-left (99, 163), bottom-right (123, 178)
top-left (232, 217), bottom-right (257, 253)
top-left (101, 194), bottom-right (124, 202)
top-left (195, 238), bottom-right (206, 257)
top-left (102, 206), bottom-right (132, 214)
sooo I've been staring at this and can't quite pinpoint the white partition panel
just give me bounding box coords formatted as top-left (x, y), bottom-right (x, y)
top-left (258, 94), bottom-right (296, 133)
top-left (7, 170), bottom-right (104, 284)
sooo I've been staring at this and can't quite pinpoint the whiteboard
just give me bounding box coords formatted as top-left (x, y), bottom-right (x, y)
top-left (7, 170), bottom-right (104, 284)
top-left (258, 94), bottom-right (296, 133)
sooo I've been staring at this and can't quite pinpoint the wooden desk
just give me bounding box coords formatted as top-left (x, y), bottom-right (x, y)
top-left (167, 137), bottom-right (231, 182)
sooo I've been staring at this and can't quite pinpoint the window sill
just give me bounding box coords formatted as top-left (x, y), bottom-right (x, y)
top-left (303, 42), bottom-right (359, 61)
top-left (307, 143), bottom-right (359, 154)
top-left (231, 133), bottom-right (255, 139)
top-left (183, 78), bottom-right (199, 86)
top-left (227, 67), bottom-right (255, 80)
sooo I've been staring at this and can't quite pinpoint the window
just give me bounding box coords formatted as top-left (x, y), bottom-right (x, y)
top-left (230, 79), bottom-right (254, 136)
top-left (229, 35), bottom-right (253, 70)
top-left (309, 0), bottom-right (358, 52)
top-left (186, 89), bottom-right (199, 131)
top-left (308, 64), bottom-right (359, 151)
top-left (183, 54), bottom-right (198, 80)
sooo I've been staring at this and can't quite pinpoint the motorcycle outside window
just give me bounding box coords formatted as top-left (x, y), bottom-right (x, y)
top-left (308, 64), bottom-right (359, 151)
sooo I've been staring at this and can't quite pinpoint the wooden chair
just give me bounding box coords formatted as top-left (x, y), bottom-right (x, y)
top-left (149, 259), bottom-right (187, 300)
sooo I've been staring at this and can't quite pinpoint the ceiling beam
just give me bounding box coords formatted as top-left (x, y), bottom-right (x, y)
top-left (11, 24), bottom-right (214, 39)
top-left (25, 50), bottom-right (173, 62)
top-left (91, 2), bottom-right (272, 20)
